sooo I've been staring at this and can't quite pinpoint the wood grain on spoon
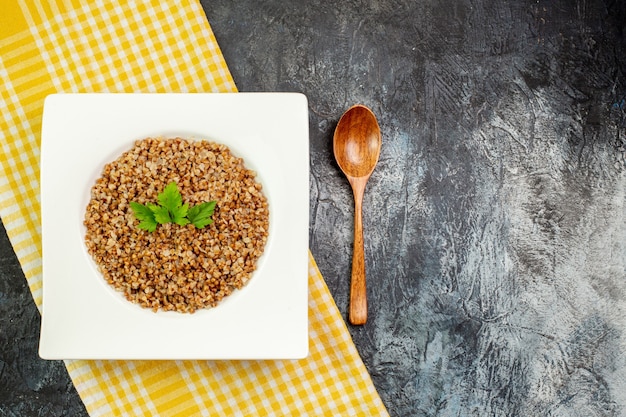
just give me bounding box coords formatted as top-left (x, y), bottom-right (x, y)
top-left (333, 105), bottom-right (382, 325)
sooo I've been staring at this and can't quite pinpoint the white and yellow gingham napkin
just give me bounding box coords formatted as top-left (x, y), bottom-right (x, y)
top-left (0, 1), bottom-right (389, 415)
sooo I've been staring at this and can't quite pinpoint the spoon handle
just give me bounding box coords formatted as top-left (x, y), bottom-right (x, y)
top-left (349, 177), bottom-right (368, 325)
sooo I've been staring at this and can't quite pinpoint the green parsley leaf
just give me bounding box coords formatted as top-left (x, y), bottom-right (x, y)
top-left (187, 201), bottom-right (216, 229)
top-left (130, 201), bottom-right (154, 221)
top-left (158, 182), bottom-right (183, 213)
top-left (130, 182), bottom-right (216, 232)
top-left (172, 203), bottom-right (190, 226)
top-left (149, 204), bottom-right (172, 224)
top-left (158, 182), bottom-right (191, 225)
top-left (138, 219), bottom-right (158, 232)
top-left (129, 201), bottom-right (158, 232)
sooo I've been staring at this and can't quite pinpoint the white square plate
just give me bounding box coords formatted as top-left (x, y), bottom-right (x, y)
top-left (39, 93), bottom-right (309, 360)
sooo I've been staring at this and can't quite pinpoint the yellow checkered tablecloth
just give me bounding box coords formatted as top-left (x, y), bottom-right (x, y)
top-left (0, 1), bottom-right (389, 415)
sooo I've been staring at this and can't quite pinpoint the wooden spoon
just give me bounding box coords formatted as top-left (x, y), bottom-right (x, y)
top-left (333, 105), bottom-right (382, 325)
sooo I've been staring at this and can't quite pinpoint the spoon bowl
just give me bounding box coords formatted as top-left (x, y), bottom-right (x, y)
top-left (333, 105), bottom-right (382, 325)
top-left (333, 106), bottom-right (382, 178)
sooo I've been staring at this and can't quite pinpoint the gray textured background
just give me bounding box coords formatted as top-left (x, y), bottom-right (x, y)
top-left (1, 1), bottom-right (625, 416)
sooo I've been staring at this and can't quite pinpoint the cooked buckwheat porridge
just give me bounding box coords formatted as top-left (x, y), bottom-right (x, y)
top-left (83, 137), bottom-right (269, 313)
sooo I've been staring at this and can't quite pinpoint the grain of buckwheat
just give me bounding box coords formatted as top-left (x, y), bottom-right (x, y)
top-left (83, 137), bottom-right (269, 313)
